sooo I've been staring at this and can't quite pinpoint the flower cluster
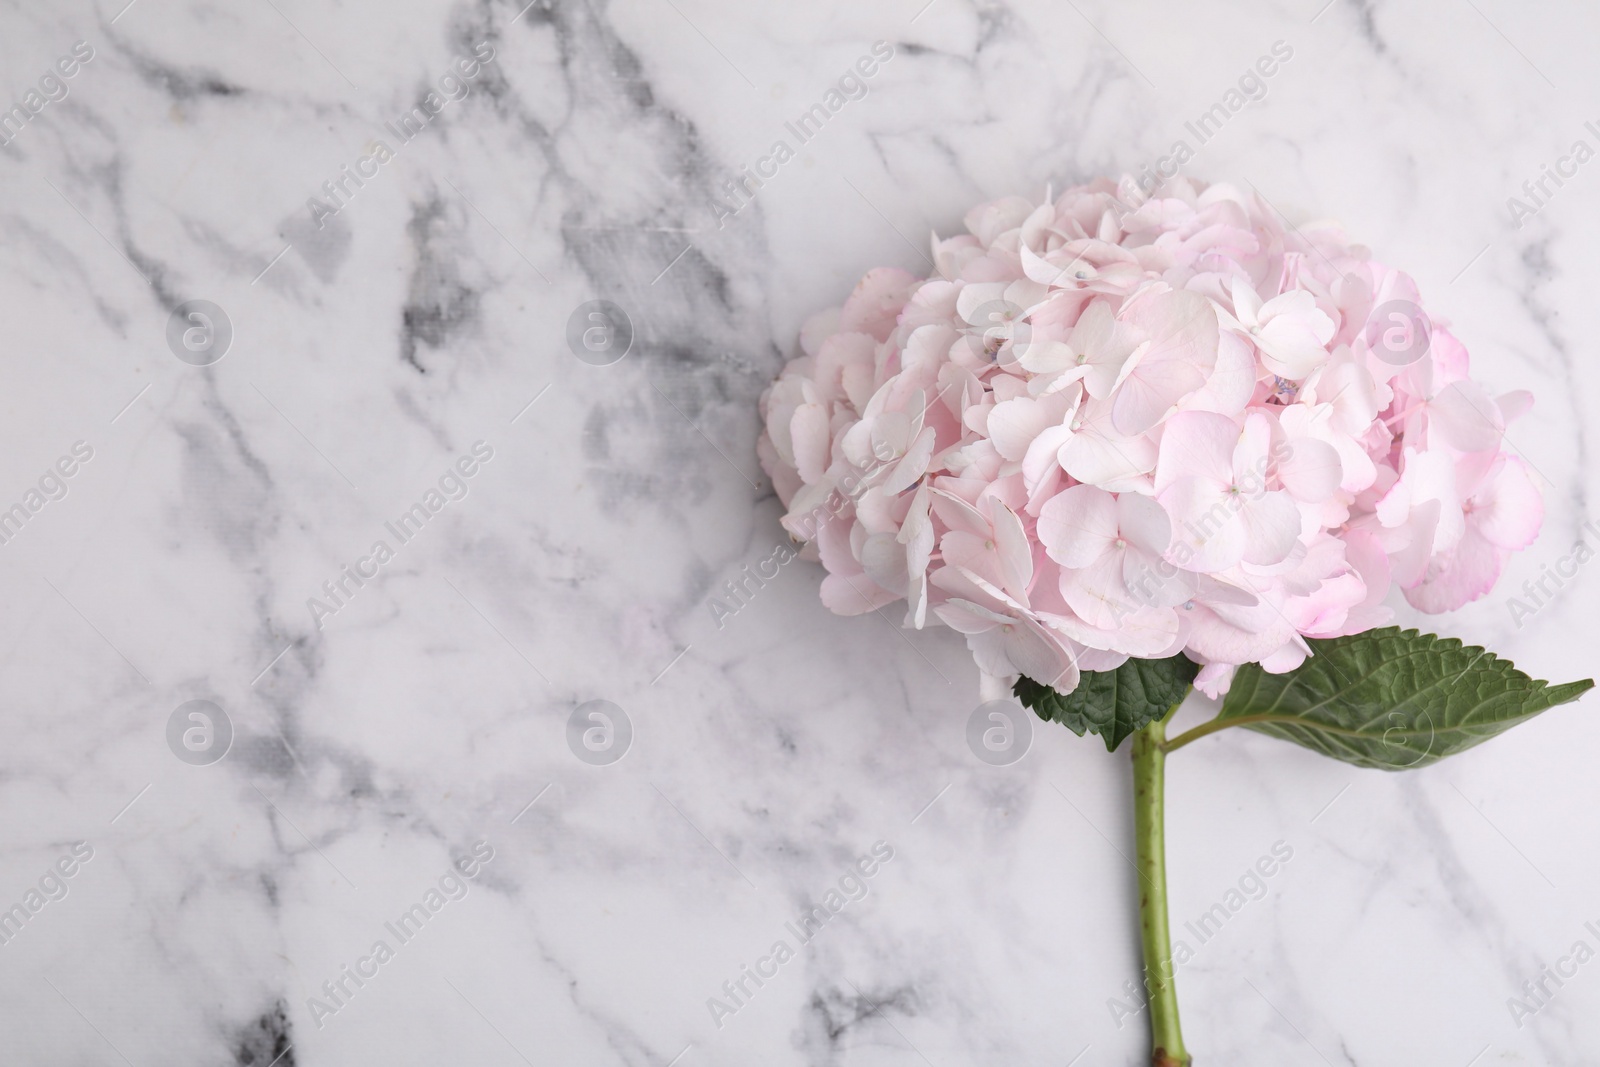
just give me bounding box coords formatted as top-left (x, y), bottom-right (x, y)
top-left (757, 176), bottom-right (1540, 697)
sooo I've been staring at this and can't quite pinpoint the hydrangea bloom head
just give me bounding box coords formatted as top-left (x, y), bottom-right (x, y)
top-left (758, 176), bottom-right (1540, 697)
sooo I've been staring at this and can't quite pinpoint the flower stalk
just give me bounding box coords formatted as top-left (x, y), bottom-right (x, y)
top-left (1132, 700), bottom-right (1190, 1067)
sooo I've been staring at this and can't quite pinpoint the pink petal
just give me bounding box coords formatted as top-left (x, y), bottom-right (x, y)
top-left (1037, 484), bottom-right (1118, 567)
top-left (990, 500), bottom-right (1035, 601)
top-left (988, 388), bottom-right (1073, 463)
top-left (1059, 430), bottom-right (1157, 489)
top-left (1160, 475), bottom-right (1247, 571)
top-left (1497, 389), bottom-right (1534, 424)
top-left (1260, 289), bottom-right (1332, 333)
top-left (1060, 550), bottom-right (1131, 629)
top-left (965, 197), bottom-right (1035, 245)
top-left (1018, 340), bottom-right (1077, 375)
top-left (1069, 301), bottom-right (1137, 399)
top-left (1181, 602), bottom-right (1296, 665)
top-left (1184, 329), bottom-right (1257, 415)
top-left (1342, 527), bottom-right (1390, 606)
top-left (955, 281), bottom-right (1010, 324)
top-left (1111, 289), bottom-right (1219, 435)
top-left (1278, 438), bottom-right (1343, 502)
top-left (859, 533), bottom-right (909, 595)
top-left (1430, 380), bottom-right (1503, 453)
top-left (941, 530), bottom-right (1000, 588)
top-left (1110, 361), bottom-right (1185, 438)
top-left (1238, 490), bottom-right (1301, 565)
top-left (1379, 449), bottom-right (1464, 557)
top-left (790, 402), bottom-right (831, 484)
top-left (1116, 492), bottom-right (1173, 555)
top-left (997, 623), bottom-right (1072, 682)
top-left (882, 426), bottom-right (936, 495)
top-left (1229, 276), bottom-right (1263, 327)
top-left (1044, 600), bottom-right (1180, 656)
top-left (1122, 546), bottom-right (1195, 608)
top-left (1386, 498), bottom-right (1441, 588)
top-left (1193, 662), bottom-right (1236, 699)
top-left (820, 573), bottom-right (900, 615)
top-left (1403, 527), bottom-right (1506, 613)
top-left (1258, 641), bottom-right (1309, 674)
top-left (1023, 422), bottom-right (1074, 507)
top-left (813, 332), bottom-right (877, 401)
top-left (986, 396), bottom-right (1048, 461)
top-left (1472, 456), bottom-right (1543, 549)
top-left (1155, 410), bottom-right (1237, 491)
top-left (1255, 319), bottom-right (1330, 379)
top-left (930, 487), bottom-right (990, 537)
top-left (1231, 411), bottom-right (1274, 486)
top-left (933, 598), bottom-right (1009, 634)
top-left (1073, 646), bottom-right (1130, 672)
top-left (1288, 570), bottom-right (1366, 636)
top-left (839, 267), bottom-right (917, 340)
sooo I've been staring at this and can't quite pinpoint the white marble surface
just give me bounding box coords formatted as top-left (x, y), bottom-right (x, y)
top-left (1, 0), bottom-right (1598, 1063)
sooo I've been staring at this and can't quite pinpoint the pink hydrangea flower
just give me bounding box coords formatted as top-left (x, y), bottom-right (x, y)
top-left (757, 176), bottom-right (1540, 695)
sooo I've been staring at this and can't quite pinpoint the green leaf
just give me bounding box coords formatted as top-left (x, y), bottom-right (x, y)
top-left (1205, 627), bottom-right (1594, 770)
top-left (1015, 654), bottom-right (1199, 752)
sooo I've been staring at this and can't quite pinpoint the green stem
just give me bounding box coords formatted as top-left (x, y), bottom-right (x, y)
top-left (1133, 701), bottom-right (1191, 1067)
top-left (1161, 713), bottom-right (1243, 754)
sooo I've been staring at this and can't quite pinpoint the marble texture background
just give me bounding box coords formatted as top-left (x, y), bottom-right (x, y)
top-left (0, 0), bottom-right (1597, 1063)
